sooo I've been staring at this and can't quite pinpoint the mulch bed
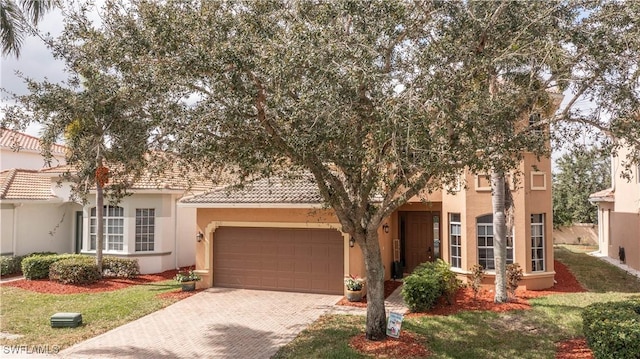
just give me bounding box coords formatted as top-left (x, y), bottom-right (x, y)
top-left (350, 260), bottom-right (592, 358)
top-left (336, 280), bottom-right (403, 307)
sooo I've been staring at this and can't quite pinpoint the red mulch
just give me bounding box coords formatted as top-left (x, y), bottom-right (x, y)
top-left (336, 280), bottom-right (403, 307)
top-left (350, 331), bottom-right (430, 358)
top-left (349, 261), bottom-right (592, 358)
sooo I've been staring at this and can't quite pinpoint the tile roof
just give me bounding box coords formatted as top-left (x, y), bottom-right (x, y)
top-left (588, 188), bottom-right (615, 202)
top-left (181, 175), bottom-right (323, 204)
top-left (0, 129), bottom-right (67, 154)
top-left (0, 169), bottom-right (56, 200)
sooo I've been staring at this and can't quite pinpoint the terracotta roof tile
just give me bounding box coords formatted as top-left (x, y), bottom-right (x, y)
top-left (0, 169), bottom-right (55, 200)
top-left (0, 129), bottom-right (66, 154)
top-left (589, 188), bottom-right (615, 202)
top-left (182, 175), bottom-right (322, 204)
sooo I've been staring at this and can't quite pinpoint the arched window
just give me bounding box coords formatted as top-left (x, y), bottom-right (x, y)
top-left (90, 206), bottom-right (124, 251)
top-left (476, 214), bottom-right (514, 270)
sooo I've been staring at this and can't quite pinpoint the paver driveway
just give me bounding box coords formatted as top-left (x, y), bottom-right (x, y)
top-left (60, 288), bottom-right (343, 359)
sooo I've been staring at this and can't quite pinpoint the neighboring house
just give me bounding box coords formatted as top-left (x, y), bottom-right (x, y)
top-left (589, 144), bottom-right (640, 272)
top-left (0, 131), bottom-right (214, 274)
top-left (0, 128), bottom-right (66, 170)
top-left (181, 150), bottom-right (555, 295)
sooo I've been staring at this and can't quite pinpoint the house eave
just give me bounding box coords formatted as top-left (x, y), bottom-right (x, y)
top-left (178, 202), bottom-right (326, 209)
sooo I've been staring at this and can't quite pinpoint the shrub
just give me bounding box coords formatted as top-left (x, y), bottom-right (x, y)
top-left (102, 257), bottom-right (139, 278)
top-left (506, 263), bottom-right (523, 298)
top-left (582, 300), bottom-right (640, 359)
top-left (0, 255), bottom-right (24, 276)
top-left (402, 259), bottom-right (461, 311)
top-left (469, 264), bottom-right (485, 299)
top-left (49, 257), bottom-right (101, 284)
top-left (21, 253), bottom-right (85, 280)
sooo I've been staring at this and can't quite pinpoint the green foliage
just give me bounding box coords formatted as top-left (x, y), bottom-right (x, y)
top-left (553, 146), bottom-right (611, 227)
top-left (402, 259), bottom-right (461, 312)
top-left (469, 264), bottom-right (485, 299)
top-left (102, 257), bottom-right (139, 278)
top-left (49, 257), bottom-right (101, 284)
top-left (0, 255), bottom-right (24, 276)
top-left (582, 300), bottom-right (640, 359)
top-left (506, 263), bottom-right (524, 299)
top-left (21, 253), bottom-right (86, 280)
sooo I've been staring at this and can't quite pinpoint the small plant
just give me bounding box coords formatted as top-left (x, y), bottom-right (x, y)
top-left (344, 274), bottom-right (364, 291)
top-left (103, 257), bottom-right (140, 278)
top-left (0, 255), bottom-right (24, 276)
top-left (174, 268), bottom-right (200, 282)
top-left (506, 263), bottom-right (523, 298)
top-left (469, 264), bottom-right (485, 299)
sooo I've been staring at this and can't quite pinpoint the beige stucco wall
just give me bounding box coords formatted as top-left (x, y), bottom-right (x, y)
top-left (609, 212), bottom-right (640, 271)
top-left (0, 204), bottom-right (15, 255)
top-left (0, 149), bottom-right (65, 171)
top-left (193, 207), bottom-right (393, 291)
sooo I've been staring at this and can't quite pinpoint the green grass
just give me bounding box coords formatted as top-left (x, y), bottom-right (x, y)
top-left (0, 279), bottom-right (183, 349)
top-left (275, 247), bottom-right (640, 359)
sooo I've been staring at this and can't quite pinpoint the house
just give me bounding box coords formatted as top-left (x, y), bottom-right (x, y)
top-left (181, 149), bottom-right (555, 294)
top-left (0, 131), bottom-right (213, 274)
top-left (589, 143), bottom-right (640, 272)
top-left (1, 128), bottom-right (66, 170)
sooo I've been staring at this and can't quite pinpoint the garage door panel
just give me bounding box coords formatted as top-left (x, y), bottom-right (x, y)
top-left (214, 227), bottom-right (344, 294)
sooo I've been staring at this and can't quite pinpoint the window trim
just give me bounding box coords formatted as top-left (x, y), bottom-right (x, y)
top-left (476, 214), bottom-right (514, 271)
top-left (530, 171), bottom-right (547, 191)
top-left (89, 205), bottom-right (125, 252)
top-left (135, 208), bottom-right (156, 252)
top-left (531, 213), bottom-right (545, 272)
top-left (449, 213), bottom-right (462, 268)
top-left (475, 174), bottom-right (492, 192)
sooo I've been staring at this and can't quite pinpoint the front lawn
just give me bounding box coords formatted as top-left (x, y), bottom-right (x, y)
top-left (274, 246), bottom-right (640, 358)
top-left (0, 278), bottom-right (183, 349)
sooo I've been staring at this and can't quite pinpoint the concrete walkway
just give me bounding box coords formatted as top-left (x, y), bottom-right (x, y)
top-left (589, 251), bottom-right (640, 279)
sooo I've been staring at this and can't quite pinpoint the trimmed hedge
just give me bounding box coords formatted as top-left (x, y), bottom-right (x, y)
top-left (21, 253), bottom-right (84, 280)
top-left (0, 255), bottom-right (24, 276)
top-left (103, 257), bottom-right (139, 278)
top-left (49, 257), bottom-right (101, 284)
top-left (402, 259), bottom-right (462, 312)
top-left (582, 300), bottom-right (640, 359)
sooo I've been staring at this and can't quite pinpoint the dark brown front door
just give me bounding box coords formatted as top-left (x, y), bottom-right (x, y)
top-left (404, 212), bottom-right (440, 273)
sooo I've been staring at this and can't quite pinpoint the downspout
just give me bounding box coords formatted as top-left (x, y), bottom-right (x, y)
top-left (174, 194), bottom-right (179, 270)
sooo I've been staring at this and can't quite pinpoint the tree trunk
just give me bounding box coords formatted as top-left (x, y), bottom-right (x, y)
top-left (359, 229), bottom-right (387, 340)
top-left (95, 157), bottom-right (104, 275)
top-left (491, 170), bottom-right (508, 303)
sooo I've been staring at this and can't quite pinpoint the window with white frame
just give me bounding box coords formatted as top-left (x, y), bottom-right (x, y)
top-left (529, 113), bottom-right (543, 135)
top-left (90, 206), bottom-right (124, 251)
top-left (449, 213), bottom-right (462, 268)
top-left (531, 213), bottom-right (545, 271)
top-left (476, 214), bottom-right (514, 270)
top-left (135, 209), bottom-right (155, 252)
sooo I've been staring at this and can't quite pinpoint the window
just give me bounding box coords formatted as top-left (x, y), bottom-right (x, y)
top-left (531, 213), bottom-right (545, 272)
top-left (135, 209), bottom-right (155, 252)
top-left (90, 206), bottom-right (124, 251)
top-left (476, 215), bottom-right (514, 270)
top-left (449, 213), bottom-right (462, 268)
top-left (529, 113), bottom-right (543, 135)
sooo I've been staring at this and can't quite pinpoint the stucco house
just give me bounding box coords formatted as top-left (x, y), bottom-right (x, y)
top-left (589, 144), bottom-right (640, 272)
top-left (1, 129), bottom-right (66, 170)
top-left (0, 130), bottom-right (212, 274)
top-left (181, 149), bottom-right (555, 295)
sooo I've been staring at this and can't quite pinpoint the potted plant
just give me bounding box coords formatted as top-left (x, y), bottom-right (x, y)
top-left (174, 268), bottom-right (201, 291)
top-left (344, 274), bottom-right (365, 302)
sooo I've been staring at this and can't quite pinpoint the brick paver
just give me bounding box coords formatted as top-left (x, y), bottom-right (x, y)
top-left (60, 288), bottom-right (342, 359)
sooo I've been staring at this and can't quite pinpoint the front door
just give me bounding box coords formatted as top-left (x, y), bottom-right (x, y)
top-left (74, 211), bottom-right (83, 254)
top-left (403, 211), bottom-right (441, 273)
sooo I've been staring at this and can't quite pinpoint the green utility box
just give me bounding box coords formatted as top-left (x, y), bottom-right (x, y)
top-left (50, 312), bottom-right (82, 328)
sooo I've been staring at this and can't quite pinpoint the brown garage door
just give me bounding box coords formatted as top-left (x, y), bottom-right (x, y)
top-left (214, 227), bottom-right (344, 294)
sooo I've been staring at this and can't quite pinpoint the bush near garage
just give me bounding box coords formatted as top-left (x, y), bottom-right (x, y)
top-left (49, 257), bottom-right (101, 284)
top-left (102, 257), bottom-right (139, 278)
top-left (402, 259), bottom-right (462, 312)
top-left (582, 299), bottom-right (640, 359)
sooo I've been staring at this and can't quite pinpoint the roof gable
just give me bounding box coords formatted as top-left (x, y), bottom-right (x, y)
top-left (0, 129), bottom-right (67, 155)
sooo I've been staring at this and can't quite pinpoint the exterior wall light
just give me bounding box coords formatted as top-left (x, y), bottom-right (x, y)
top-left (349, 237), bottom-right (355, 248)
top-left (196, 231), bottom-right (204, 242)
top-left (382, 223), bottom-right (390, 233)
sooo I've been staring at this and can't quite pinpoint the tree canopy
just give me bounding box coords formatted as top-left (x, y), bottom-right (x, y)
top-left (3, 0), bottom-right (639, 340)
